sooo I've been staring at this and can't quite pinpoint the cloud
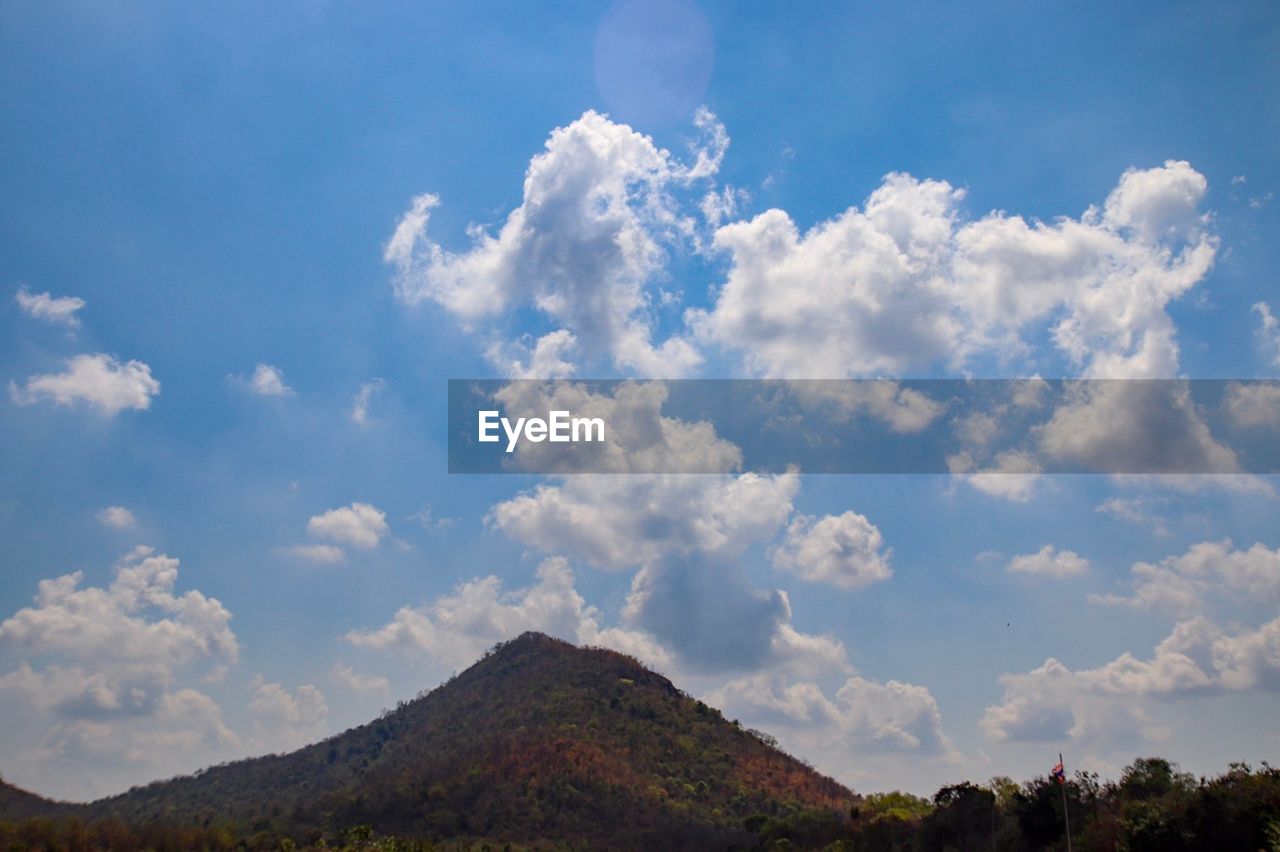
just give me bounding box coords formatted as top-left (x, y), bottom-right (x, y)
top-left (96, 506), bottom-right (137, 530)
top-left (1224, 381), bottom-right (1280, 429)
top-left (1036, 381), bottom-right (1237, 474)
top-left (386, 110), bottom-right (725, 377)
top-left (286, 544), bottom-right (346, 564)
top-left (713, 671), bottom-right (956, 759)
top-left (1255, 303), bottom-right (1280, 368)
top-left (1096, 496), bottom-right (1171, 536)
top-left (690, 161), bottom-right (1215, 379)
top-left (785, 380), bottom-right (945, 433)
top-left (1007, 545), bottom-right (1089, 579)
top-left (491, 379), bottom-right (741, 473)
top-left (0, 548), bottom-right (240, 797)
top-left (15, 286), bottom-right (86, 328)
top-left (770, 511), bottom-right (893, 589)
top-left (347, 557), bottom-right (673, 674)
top-left (247, 677), bottom-right (328, 751)
top-left (245, 363), bottom-right (293, 397)
top-left (0, 546), bottom-right (238, 670)
top-left (306, 502), bottom-right (388, 549)
top-left (10, 353), bottom-right (160, 416)
top-left (351, 378), bottom-right (384, 424)
top-left (328, 663), bottom-right (390, 696)
top-left (487, 331), bottom-right (579, 380)
top-left (982, 615), bottom-right (1280, 744)
top-left (1089, 539), bottom-right (1280, 613)
top-left (948, 449), bottom-right (1042, 502)
top-left (407, 504), bottom-right (456, 530)
top-left (489, 472), bottom-right (796, 569)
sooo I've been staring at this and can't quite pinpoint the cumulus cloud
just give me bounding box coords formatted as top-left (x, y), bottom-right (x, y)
top-left (10, 353), bottom-right (160, 416)
top-left (712, 671), bottom-right (955, 758)
top-left (1089, 539), bottom-right (1280, 613)
top-left (1224, 381), bottom-right (1280, 429)
top-left (948, 449), bottom-right (1043, 502)
top-left (244, 363), bottom-right (293, 397)
top-left (1036, 381), bottom-right (1237, 474)
top-left (489, 331), bottom-right (579, 380)
top-left (386, 109), bottom-right (726, 376)
top-left (784, 380), bottom-right (945, 434)
top-left (347, 557), bottom-right (673, 674)
top-left (690, 161), bottom-right (1215, 380)
top-left (0, 548), bottom-right (240, 797)
top-left (328, 663), bottom-right (390, 696)
top-left (15, 286), bottom-right (86, 328)
top-left (489, 472), bottom-right (796, 569)
top-left (306, 502), bottom-right (388, 549)
top-left (0, 546), bottom-right (238, 670)
top-left (247, 677), bottom-right (328, 751)
top-left (96, 506), bottom-right (137, 530)
top-left (982, 615), bottom-right (1280, 744)
top-left (770, 511), bottom-right (893, 589)
top-left (1007, 545), bottom-right (1089, 579)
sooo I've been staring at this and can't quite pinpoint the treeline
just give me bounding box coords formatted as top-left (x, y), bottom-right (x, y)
top-left (3, 757), bottom-right (1277, 851)
top-left (831, 758), bottom-right (1280, 852)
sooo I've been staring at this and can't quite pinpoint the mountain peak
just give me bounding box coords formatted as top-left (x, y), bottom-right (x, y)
top-left (4, 634), bottom-right (855, 849)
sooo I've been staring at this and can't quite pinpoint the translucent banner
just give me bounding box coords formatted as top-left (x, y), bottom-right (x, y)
top-left (447, 379), bottom-right (1280, 475)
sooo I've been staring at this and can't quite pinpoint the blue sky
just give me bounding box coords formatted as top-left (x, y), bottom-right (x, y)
top-left (2, 0), bottom-right (1279, 800)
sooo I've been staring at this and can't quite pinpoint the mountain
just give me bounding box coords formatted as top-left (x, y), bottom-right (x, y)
top-left (0, 632), bottom-right (855, 849)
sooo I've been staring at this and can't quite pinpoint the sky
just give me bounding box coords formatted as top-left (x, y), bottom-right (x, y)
top-left (1, 0), bottom-right (1279, 801)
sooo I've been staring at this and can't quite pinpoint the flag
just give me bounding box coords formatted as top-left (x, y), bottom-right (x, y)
top-left (1052, 758), bottom-right (1066, 785)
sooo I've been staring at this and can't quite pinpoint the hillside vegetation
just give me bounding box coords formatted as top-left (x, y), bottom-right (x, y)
top-left (1, 632), bottom-right (852, 849)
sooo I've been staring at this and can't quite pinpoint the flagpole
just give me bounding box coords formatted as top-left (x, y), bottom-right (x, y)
top-left (1060, 753), bottom-right (1073, 852)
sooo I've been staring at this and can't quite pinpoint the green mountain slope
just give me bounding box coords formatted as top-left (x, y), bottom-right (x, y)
top-left (2, 632), bottom-right (855, 849)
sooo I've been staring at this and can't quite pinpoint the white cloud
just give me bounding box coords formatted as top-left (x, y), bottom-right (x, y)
top-left (1255, 303), bottom-right (1280, 368)
top-left (1036, 381), bottom-right (1237, 474)
top-left (711, 671), bottom-right (955, 758)
top-left (10, 353), bottom-right (160, 416)
top-left (0, 548), bottom-right (240, 798)
top-left (347, 557), bottom-right (673, 674)
top-left (351, 378), bottom-right (384, 424)
top-left (770, 511), bottom-right (893, 589)
top-left (328, 663), bottom-right (390, 696)
top-left (245, 363), bottom-right (293, 397)
top-left (786, 381), bottom-right (945, 434)
top-left (248, 677), bottom-right (328, 751)
top-left (949, 449), bottom-right (1043, 502)
top-left (15, 286), bottom-right (86, 328)
top-left (690, 161), bottom-right (1215, 380)
top-left (1090, 539), bottom-right (1280, 613)
top-left (1096, 495), bottom-right (1171, 536)
top-left (96, 506), bottom-right (137, 530)
top-left (490, 472), bottom-right (796, 569)
top-left (1007, 544), bottom-right (1089, 579)
top-left (982, 615), bottom-right (1280, 744)
top-left (286, 544), bottom-right (346, 564)
top-left (386, 110), bottom-right (723, 377)
top-left (306, 502), bottom-right (388, 549)
top-left (1224, 381), bottom-right (1280, 429)
top-left (487, 331), bottom-right (579, 380)
top-left (0, 546), bottom-right (239, 670)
